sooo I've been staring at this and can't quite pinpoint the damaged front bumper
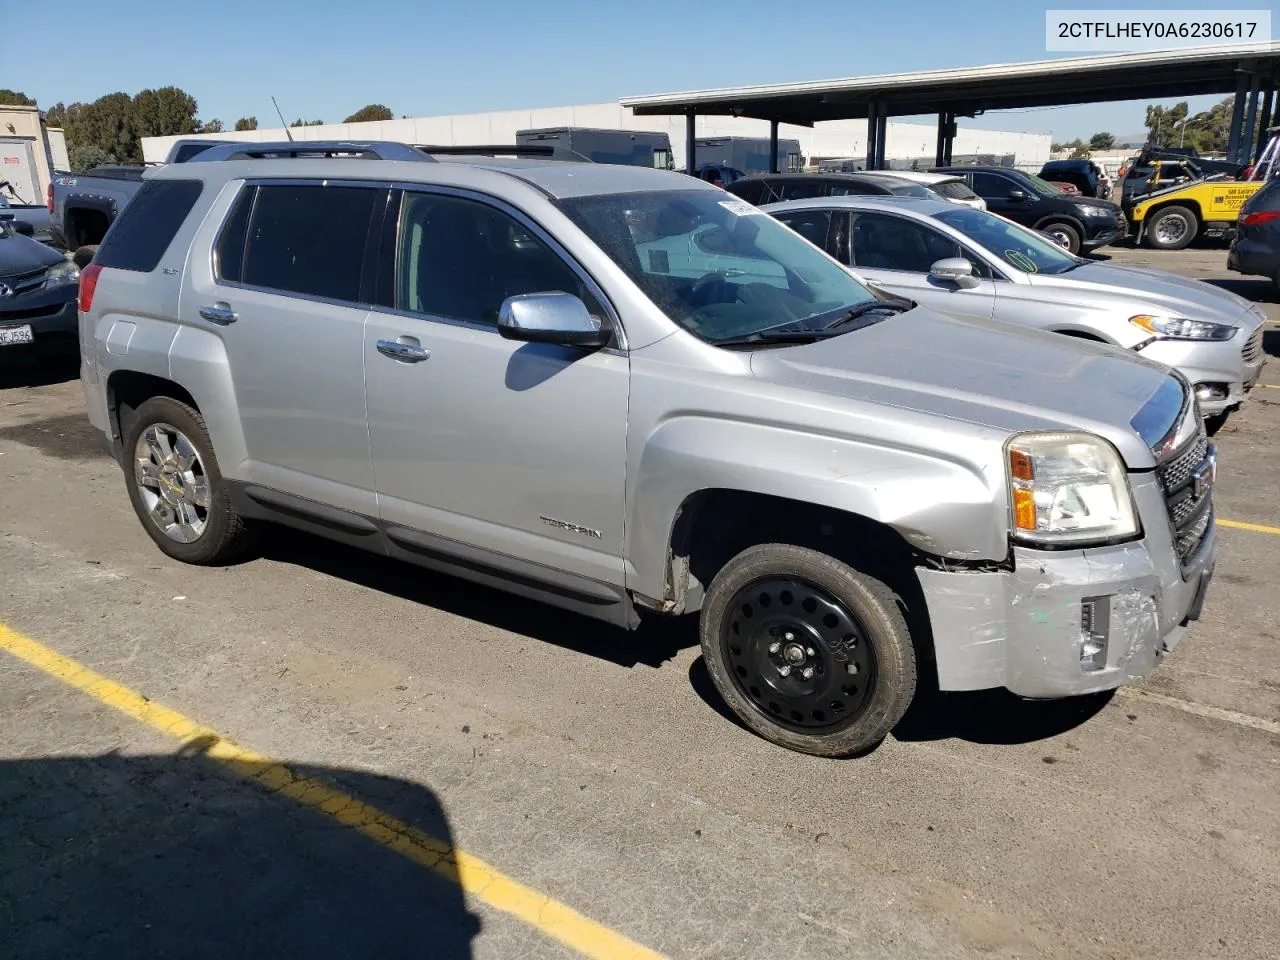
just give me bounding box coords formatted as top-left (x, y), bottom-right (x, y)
top-left (918, 473), bottom-right (1215, 698)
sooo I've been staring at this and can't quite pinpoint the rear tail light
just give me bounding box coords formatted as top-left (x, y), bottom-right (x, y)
top-left (1240, 210), bottom-right (1280, 227)
top-left (78, 262), bottom-right (103, 313)
top-left (46, 182), bottom-right (53, 214)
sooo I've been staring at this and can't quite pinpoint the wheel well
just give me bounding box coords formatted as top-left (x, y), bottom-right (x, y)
top-left (1145, 198), bottom-right (1202, 223)
top-left (1033, 215), bottom-right (1083, 233)
top-left (65, 207), bottom-right (111, 250)
top-left (667, 489), bottom-right (938, 674)
top-left (106, 371), bottom-right (199, 448)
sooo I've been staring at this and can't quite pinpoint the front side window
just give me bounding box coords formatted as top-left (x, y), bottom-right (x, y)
top-left (235, 183), bottom-right (380, 302)
top-left (849, 212), bottom-right (963, 273)
top-left (557, 189), bottom-right (879, 344)
top-left (396, 192), bottom-right (600, 326)
top-left (774, 209), bottom-right (834, 252)
top-left (969, 171), bottom-right (1015, 199)
top-left (936, 207), bottom-right (1081, 276)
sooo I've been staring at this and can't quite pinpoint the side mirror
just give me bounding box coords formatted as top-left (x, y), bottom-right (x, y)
top-left (930, 258), bottom-right (981, 290)
top-left (1007, 188), bottom-right (1029, 202)
top-left (497, 292), bottom-right (609, 348)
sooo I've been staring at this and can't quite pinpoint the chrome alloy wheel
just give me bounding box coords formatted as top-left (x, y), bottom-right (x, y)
top-left (134, 422), bottom-right (211, 543)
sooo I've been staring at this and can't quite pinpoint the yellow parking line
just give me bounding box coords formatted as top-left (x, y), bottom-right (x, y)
top-left (0, 623), bottom-right (667, 960)
top-left (1219, 519), bottom-right (1280, 536)
top-left (1260, 384), bottom-right (1280, 390)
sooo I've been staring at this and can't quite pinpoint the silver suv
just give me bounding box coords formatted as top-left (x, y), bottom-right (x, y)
top-left (78, 142), bottom-right (1218, 757)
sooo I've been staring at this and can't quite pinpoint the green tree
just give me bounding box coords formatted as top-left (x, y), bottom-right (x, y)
top-left (73, 92), bottom-right (140, 162)
top-left (68, 143), bottom-right (110, 173)
top-left (0, 89), bottom-right (36, 107)
top-left (234, 116), bottom-right (258, 131)
top-left (290, 118), bottom-right (325, 127)
top-left (1144, 102), bottom-right (1189, 148)
top-left (131, 86), bottom-right (200, 139)
top-left (199, 119), bottom-right (224, 134)
top-left (1089, 132), bottom-right (1115, 151)
top-left (343, 104), bottom-right (394, 123)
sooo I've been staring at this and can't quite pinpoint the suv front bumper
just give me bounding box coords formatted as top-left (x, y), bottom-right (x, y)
top-left (918, 472), bottom-right (1215, 698)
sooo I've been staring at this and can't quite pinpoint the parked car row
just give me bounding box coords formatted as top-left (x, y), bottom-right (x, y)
top-left (61, 140), bottom-right (1237, 760)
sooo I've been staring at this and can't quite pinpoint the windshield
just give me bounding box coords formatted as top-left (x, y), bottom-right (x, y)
top-left (557, 189), bottom-right (881, 344)
top-left (935, 208), bottom-right (1082, 275)
top-left (882, 180), bottom-right (934, 199)
top-left (1021, 172), bottom-right (1067, 198)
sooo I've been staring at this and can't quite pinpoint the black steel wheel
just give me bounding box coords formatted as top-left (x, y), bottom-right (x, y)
top-left (720, 577), bottom-right (876, 733)
top-left (700, 543), bottom-right (917, 757)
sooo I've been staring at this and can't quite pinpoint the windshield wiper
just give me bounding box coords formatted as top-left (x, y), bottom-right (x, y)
top-left (822, 298), bottom-right (914, 331)
top-left (710, 329), bottom-right (832, 348)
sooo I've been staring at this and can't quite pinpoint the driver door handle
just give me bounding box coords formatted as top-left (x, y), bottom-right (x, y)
top-left (377, 338), bottom-right (430, 363)
top-left (198, 302), bottom-right (238, 325)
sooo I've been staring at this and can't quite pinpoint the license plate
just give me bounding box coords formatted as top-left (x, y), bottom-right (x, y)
top-left (0, 324), bottom-right (34, 346)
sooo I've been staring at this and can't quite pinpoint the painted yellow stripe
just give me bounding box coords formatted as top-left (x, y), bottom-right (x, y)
top-left (0, 623), bottom-right (667, 960)
top-left (1219, 518), bottom-right (1280, 536)
top-left (1259, 384), bottom-right (1280, 390)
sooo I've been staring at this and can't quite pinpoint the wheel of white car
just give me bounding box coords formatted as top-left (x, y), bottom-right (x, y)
top-left (122, 396), bottom-right (257, 565)
top-left (699, 543), bottom-right (917, 758)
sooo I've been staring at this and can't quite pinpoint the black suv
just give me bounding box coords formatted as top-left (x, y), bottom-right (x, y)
top-left (727, 173), bottom-right (933, 205)
top-left (933, 166), bottom-right (1125, 253)
top-left (1039, 159), bottom-right (1108, 198)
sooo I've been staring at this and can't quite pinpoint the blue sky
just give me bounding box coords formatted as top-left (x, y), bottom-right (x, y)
top-left (12, 0), bottom-right (1228, 140)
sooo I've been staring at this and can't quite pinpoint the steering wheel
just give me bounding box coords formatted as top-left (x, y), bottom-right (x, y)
top-left (688, 271), bottom-right (729, 307)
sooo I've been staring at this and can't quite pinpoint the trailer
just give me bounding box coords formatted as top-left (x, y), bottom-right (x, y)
top-left (515, 128), bottom-right (673, 169)
top-left (695, 137), bottom-right (803, 176)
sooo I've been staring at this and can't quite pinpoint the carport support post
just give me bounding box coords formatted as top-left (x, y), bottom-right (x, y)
top-left (875, 109), bottom-right (888, 169)
top-left (1241, 74), bottom-right (1262, 164)
top-left (865, 101), bottom-right (879, 170)
top-left (935, 112), bottom-right (947, 167)
top-left (769, 120), bottom-right (780, 174)
top-left (685, 110), bottom-right (696, 175)
top-left (1226, 72), bottom-right (1248, 164)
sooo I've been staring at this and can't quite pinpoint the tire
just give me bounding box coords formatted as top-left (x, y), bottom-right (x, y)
top-left (71, 244), bottom-right (98, 269)
top-left (121, 396), bottom-right (256, 565)
top-left (699, 543), bottom-right (917, 758)
top-left (1041, 221), bottom-right (1081, 254)
top-left (1145, 206), bottom-right (1196, 250)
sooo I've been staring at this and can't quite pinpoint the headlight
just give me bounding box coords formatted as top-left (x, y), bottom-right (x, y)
top-left (1129, 314), bottom-right (1235, 341)
top-left (1076, 204), bottom-right (1112, 218)
top-left (44, 260), bottom-right (80, 287)
top-left (1007, 432), bottom-right (1138, 546)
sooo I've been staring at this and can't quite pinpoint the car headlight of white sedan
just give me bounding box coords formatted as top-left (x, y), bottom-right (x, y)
top-left (1129, 314), bottom-right (1235, 342)
top-left (1007, 432), bottom-right (1138, 546)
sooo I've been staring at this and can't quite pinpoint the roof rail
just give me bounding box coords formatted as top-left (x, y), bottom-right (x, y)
top-left (185, 141), bottom-right (436, 163)
top-left (416, 143), bottom-right (593, 163)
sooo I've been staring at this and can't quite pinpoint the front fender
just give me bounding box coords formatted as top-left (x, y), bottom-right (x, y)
top-left (627, 415), bottom-right (1009, 600)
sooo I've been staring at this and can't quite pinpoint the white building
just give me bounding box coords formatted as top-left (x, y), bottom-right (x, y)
top-left (143, 101), bottom-right (1050, 170)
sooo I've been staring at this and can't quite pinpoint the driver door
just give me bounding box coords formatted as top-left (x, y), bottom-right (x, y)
top-left (837, 211), bottom-right (997, 321)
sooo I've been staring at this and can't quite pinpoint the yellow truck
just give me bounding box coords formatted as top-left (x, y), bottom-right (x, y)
top-left (1124, 130), bottom-right (1280, 249)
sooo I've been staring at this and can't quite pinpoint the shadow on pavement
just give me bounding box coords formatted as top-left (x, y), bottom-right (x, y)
top-left (1265, 329), bottom-right (1280, 359)
top-left (1202, 276), bottom-right (1279, 304)
top-left (0, 749), bottom-right (481, 958)
top-left (0, 354), bottom-right (80, 388)
top-left (262, 527), bottom-right (699, 668)
top-left (688, 655), bottom-right (1113, 750)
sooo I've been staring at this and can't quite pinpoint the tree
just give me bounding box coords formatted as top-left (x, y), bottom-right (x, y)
top-left (1144, 102), bottom-right (1189, 148)
top-left (73, 92), bottom-right (140, 162)
top-left (343, 104), bottom-right (394, 123)
top-left (132, 86), bottom-right (200, 139)
top-left (68, 143), bottom-right (110, 173)
top-left (290, 118), bottom-right (325, 127)
top-left (199, 119), bottom-right (224, 134)
top-left (1089, 132), bottom-right (1115, 151)
top-left (0, 89), bottom-right (36, 107)
top-left (1053, 137), bottom-right (1087, 157)
top-left (234, 116), bottom-right (258, 131)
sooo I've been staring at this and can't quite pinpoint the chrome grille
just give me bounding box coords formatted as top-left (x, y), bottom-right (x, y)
top-left (0, 267), bottom-right (47, 296)
top-left (1157, 424), bottom-right (1213, 562)
top-left (1242, 327), bottom-right (1263, 365)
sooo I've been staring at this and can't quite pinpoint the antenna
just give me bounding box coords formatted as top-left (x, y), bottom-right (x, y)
top-left (271, 96), bottom-right (294, 141)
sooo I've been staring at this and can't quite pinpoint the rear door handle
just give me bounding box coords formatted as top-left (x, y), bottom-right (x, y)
top-left (376, 338), bottom-right (430, 363)
top-left (199, 302), bottom-right (238, 325)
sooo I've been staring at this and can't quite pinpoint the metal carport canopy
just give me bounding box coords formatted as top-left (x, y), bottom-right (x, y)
top-left (620, 42), bottom-right (1280, 124)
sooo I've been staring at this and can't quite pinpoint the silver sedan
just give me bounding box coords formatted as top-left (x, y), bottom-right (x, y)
top-left (761, 196), bottom-right (1267, 426)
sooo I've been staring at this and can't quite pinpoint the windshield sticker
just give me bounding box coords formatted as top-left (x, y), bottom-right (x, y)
top-left (1005, 250), bottom-right (1038, 273)
top-left (719, 200), bottom-right (762, 217)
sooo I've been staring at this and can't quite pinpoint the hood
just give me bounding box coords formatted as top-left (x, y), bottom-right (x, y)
top-left (0, 231), bottom-right (64, 276)
top-left (749, 306), bottom-right (1177, 468)
top-left (1037, 262), bottom-right (1258, 326)
top-left (1066, 195), bottom-right (1120, 212)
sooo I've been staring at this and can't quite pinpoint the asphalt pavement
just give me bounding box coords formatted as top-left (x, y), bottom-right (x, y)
top-left (2, 244), bottom-right (1278, 959)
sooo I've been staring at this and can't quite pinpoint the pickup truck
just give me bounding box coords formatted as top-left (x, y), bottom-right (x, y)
top-left (48, 138), bottom-right (230, 265)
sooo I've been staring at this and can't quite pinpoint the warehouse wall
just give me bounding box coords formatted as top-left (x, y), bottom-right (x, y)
top-left (143, 101), bottom-right (1051, 169)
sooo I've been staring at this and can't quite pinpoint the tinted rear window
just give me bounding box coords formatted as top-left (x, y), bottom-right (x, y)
top-left (237, 184), bottom-right (380, 302)
top-left (95, 179), bottom-right (203, 272)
